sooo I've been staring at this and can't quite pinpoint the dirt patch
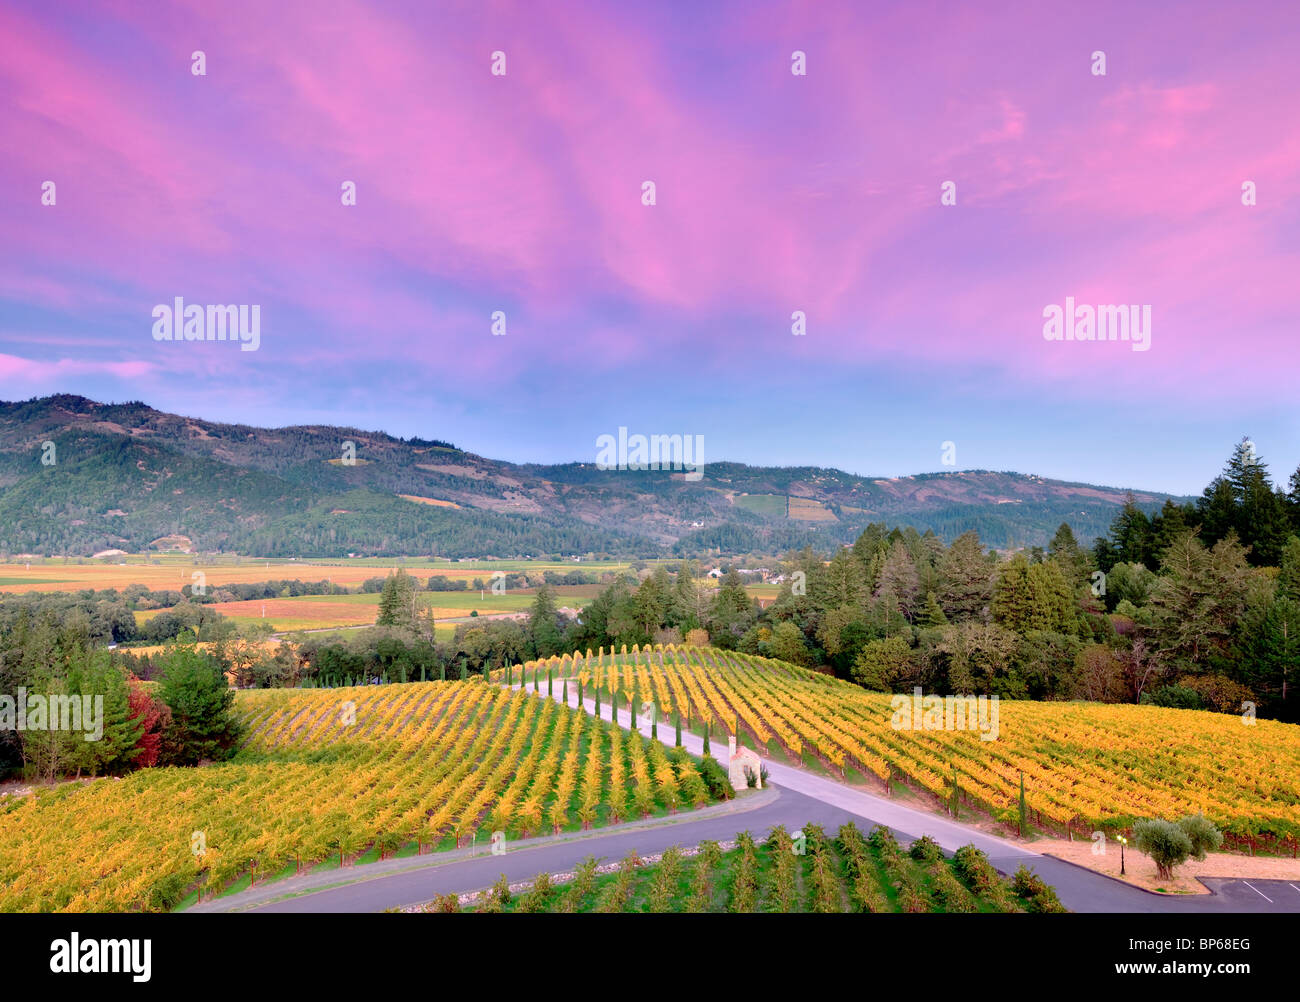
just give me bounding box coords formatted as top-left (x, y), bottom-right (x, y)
top-left (1039, 837), bottom-right (1300, 895)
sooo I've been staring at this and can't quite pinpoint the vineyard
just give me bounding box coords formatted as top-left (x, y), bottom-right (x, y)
top-left (507, 644), bottom-right (1300, 848)
top-left (0, 679), bottom-right (725, 912)
top-left (433, 822), bottom-right (1063, 913)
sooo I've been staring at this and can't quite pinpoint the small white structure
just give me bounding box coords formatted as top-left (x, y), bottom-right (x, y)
top-left (727, 736), bottom-right (763, 790)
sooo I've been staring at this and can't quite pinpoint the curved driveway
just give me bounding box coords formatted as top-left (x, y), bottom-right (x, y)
top-left (193, 683), bottom-right (1300, 913)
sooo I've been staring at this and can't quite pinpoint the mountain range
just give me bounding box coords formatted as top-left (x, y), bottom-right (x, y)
top-left (0, 395), bottom-right (1188, 558)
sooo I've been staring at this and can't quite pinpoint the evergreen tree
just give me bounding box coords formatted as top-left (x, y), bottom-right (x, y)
top-left (708, 568), bottom-right (755, 644)
top-left (1149, 500), bottom-right (1191, 565)
top-left (1148, 532), bottom-right (1252, 675)
top-left (1278, 536), bottom-right (1300, 603)
top-left (376, 569), bottom-right (419, 629)
top-left (1244, 596), bottom-right (1299, 721)
top-left (528, 584), bottom-right (563, 659)
top-left (1197, 477), bottom-right (1238, 547)
top-left (1109, 494), bottom-right (1153, 567)
top-left (1047, 522), bottom-right (1089, 589)
top-left (1288, 465), bottom-right (1300, 534)
top-left (916, 591), bottom-right (949, 628)
top-left (1228, 439), bottom-right (1290, 566)
top-left (876, 541), bottom-right (920, 620)
top-left (936, 531), bottom-right (993, 621)
top-left (822, 547), bottom-right (868, 611)
top-left (991, 555), bottom-right (1035, 633)
top-left (157, 644), bottom-right (244, 766)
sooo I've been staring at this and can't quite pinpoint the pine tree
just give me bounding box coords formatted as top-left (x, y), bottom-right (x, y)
top-left (917, 591), bottom-right (949, 628)
top-left (529, 584), bottom-right (563, 659)
top-left (1279, 537), bottom-right (1300, 603)
top-left (937, 531), bottom-right (993, 621)
top-left (991, 555), bottom-right (1035, 633)
top-left (1109, 494), bottom-right (1153, 567)
top-left (376, 569), bottom-right (418, 629)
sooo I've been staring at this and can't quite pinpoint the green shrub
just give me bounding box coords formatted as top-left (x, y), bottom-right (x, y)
top-left (867, 825), bottom-right (900, 856)
top-left (1132, 819), bottom-right (1194, 880)
top-left (909, 834), bottom-right (943, 863)
top-left (696, 755), bottom-right (734, 800)
top-left (1177, 814), bottom-right (1224, 860)
top-left (1011, 865), bottom-right (1067, 913)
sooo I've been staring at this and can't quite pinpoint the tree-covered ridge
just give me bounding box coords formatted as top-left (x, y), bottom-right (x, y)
top-left (0, 394), bottom-right (1201, 556)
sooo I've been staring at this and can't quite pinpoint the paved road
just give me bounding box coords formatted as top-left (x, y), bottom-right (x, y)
top-left (196, 682), bottom-right (1300, 913)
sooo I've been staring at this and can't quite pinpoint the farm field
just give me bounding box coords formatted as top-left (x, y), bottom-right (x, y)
top-left (787, 496), bottom-right (837, 521)
top-left (0, 679), bottom-right (726, 912)
top-left (132, 590), bottom-right (595, 634)
top-left (731, 493), bottom-right (788, 517)
top-left (442, 822), bottom-right (1055, 913)
top-left (513, 645), bottom-right (1300, 849)
top-left (0, 556), bottom-right (640, 595)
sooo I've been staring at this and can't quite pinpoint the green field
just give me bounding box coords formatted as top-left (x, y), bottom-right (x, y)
top-left (732, 494), bottom-right (787, 517)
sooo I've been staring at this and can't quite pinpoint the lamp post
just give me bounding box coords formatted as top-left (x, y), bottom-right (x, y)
top-left (1117, 834), bottom-right (1128, 876)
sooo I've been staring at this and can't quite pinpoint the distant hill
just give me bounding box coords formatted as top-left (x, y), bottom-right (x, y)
top-left (0, 395), bottom-right (1189, 558)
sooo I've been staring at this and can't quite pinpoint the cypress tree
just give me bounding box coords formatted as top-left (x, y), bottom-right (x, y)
top-left (675, 712), bottom-right (682, 747)
top-left (562, 678), bottom-right (568, 705)
top-left (419, 665), bottom-right (427, 682)
top-left (594, 683), bottom-right (601, 716)
top-left (1018, 770), bottom-right (1028, 837)
top-left (459, 662), bottom-right (467, 682)
top-left (577, 679), bottom-right (584, 709)
top-left (439, 664), bottom-right (445, 682)
top-left (610, 689), bottom-right (617, 723)
top-left (702, 724), bottom-right (710, 757)
top-left (548, 667), bottom-right (553, 698)
top-left (506, 664), bottom-right (512, 687)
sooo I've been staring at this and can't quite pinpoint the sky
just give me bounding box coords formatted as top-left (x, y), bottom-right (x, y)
top-left (1, 0), bottom-right (1298, 496)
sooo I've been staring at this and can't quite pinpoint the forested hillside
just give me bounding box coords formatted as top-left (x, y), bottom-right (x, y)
top-left (0, 395), bottom-right (1199, 557)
